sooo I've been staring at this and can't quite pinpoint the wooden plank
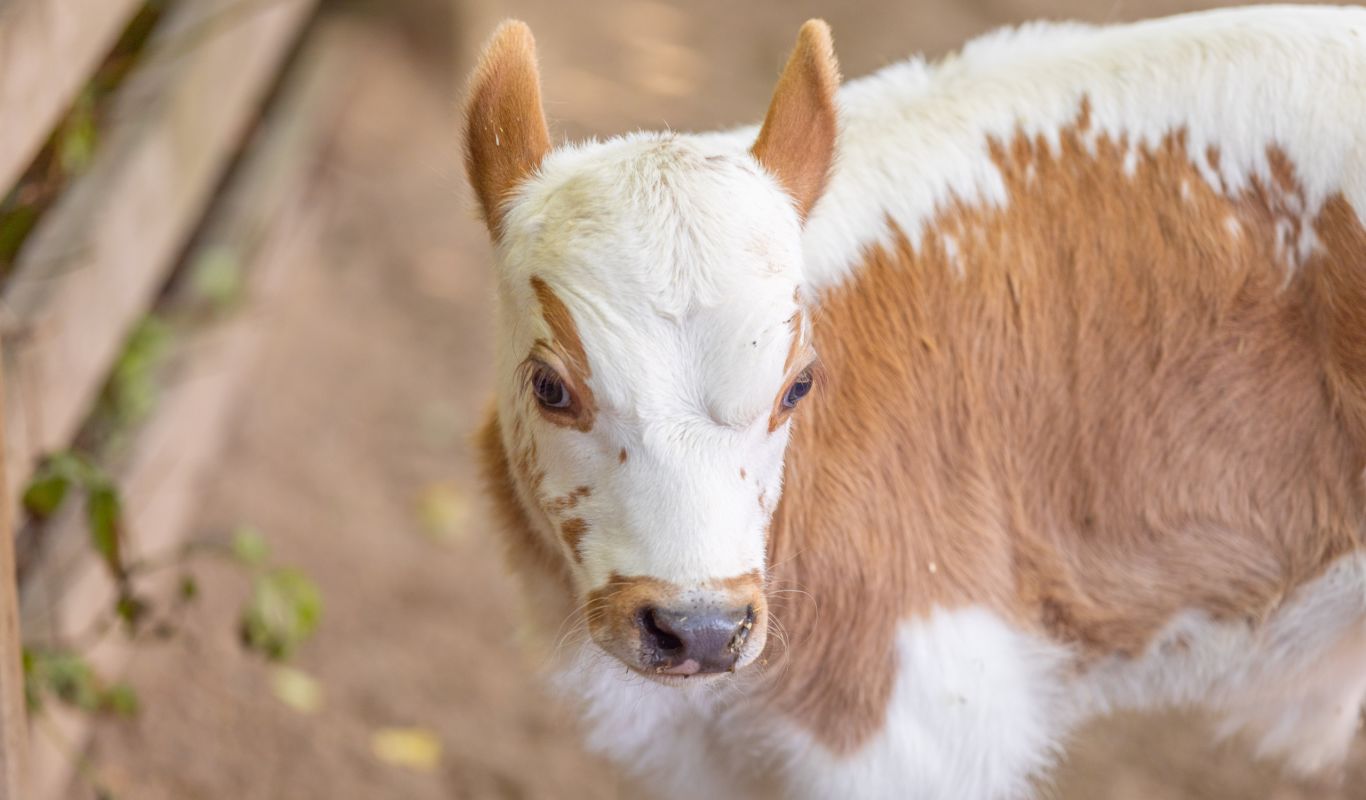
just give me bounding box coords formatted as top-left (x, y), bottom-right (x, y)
top-left (0, 0), bottom-right (141, 194)
top-left (0, 0), bottom-right (317, 508)
top-left (16, 19), bottom-right (351, 796)
top-left (0, 356), bottom-right (27, 800)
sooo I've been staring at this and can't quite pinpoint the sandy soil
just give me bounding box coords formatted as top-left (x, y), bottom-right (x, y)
top-left (74, 1), bottom-right (1363, 798)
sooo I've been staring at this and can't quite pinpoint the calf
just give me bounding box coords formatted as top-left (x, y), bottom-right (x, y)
top-left (465, 6), bottom-right (1366, 798)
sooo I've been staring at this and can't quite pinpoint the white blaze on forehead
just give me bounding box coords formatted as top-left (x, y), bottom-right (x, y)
top-left (591, 423), bottom-right (784, 585)
top-left (499, 132), bottom-right (806, 427)
top-left (501, 133), bottom-right (802, 309)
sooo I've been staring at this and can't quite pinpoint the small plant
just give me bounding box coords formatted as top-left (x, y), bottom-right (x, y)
top-left (24, 452), bottom-right (130, 589)
top-left (21, 452), bottom-right (323, 798)
top-left (76, 315), bottom-right (175, 456)
top-left (233, 526), bottom-right (322, 661)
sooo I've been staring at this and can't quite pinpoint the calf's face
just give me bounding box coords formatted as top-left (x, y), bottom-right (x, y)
top-left (465, 21), bottom-right (839, 679)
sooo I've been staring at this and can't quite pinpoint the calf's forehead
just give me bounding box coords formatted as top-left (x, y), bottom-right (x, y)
top-left (494, 137), bottom-right (807, 418)
top-left (499, 136), bottom-right (805, 308)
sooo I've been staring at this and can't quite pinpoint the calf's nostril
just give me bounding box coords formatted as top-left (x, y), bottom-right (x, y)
top-left (639, 607), bottom-right (684, 653)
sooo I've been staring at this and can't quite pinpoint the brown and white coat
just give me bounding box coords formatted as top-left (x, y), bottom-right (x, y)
top-left (466, 6), bottom-right (1366, 798)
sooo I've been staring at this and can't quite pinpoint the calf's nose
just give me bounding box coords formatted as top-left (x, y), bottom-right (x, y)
top-left (637, 604), bottom-right (754, 676)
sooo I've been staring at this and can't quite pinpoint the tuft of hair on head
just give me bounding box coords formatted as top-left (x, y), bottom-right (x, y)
top-left (750, 19), bottom-right (841, 223)
top-left (463, 20), bottom-right (552, 240)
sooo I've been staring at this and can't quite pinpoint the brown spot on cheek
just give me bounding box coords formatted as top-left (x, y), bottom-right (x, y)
top-left (511, 435), bottom-right (543, 494)
top-left (739, 467), bottom-right (747, 480)
top-left (619, 448), bottom-right (628, 464)
top-left (546, 485), bottom-right (592, 513)
top-left (561, 518), bottom-right (588, 562)
top-left (476, 411), bottom-right (572, 598)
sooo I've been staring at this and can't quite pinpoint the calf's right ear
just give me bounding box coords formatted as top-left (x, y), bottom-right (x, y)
top-left (751, 20), bottom-right (841, 224)
top-left (463, 20), bottom-right (551, 241)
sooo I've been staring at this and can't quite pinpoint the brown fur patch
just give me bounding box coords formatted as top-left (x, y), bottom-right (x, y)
top-left (476, 410), bottom-right (573, 598)
top-left (561, 518), bottom-right (588, 562)
top-left (464, 21), bottom-right (551, 240)
top-left (751, 20), bottom-right (840, 222)
top-left (1309, 195), bottom-right (1366, 453)
top-left (709, 569), bottom-right (765, 598)
top-left (762, 109), bottom-right (1366, 753)
top-left (547, 485), bottom-right (592, 513)
top-left (619, 448), bottom-right (628, 464)
top-left (530, 276), bottom-right (597, 431)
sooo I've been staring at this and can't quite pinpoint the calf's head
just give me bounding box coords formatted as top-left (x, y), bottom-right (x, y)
top-left (466, 21), bottom-right (839, 680)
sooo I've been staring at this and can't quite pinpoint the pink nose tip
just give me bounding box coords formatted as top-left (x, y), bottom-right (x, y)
top-left (637, 604), bottom-right (755, 675)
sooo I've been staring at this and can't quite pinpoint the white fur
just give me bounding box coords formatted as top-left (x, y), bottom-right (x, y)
top-left (554, 558), bottom-right (1366, 799)
top-left (492, 6), bottom-right (1366, 798)
top-left (771, 609), bottom-right (1073, 800)
top-left (549, 609), bottom-right (1074, 800)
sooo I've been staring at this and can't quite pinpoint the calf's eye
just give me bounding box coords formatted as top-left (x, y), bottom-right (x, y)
top-left (782, 369), bottom-right (814, 409)
top-left (532, 367), bottom-right (572, 409)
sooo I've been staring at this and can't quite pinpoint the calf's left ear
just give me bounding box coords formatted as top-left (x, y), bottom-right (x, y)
top-left (751, 20), bottom-right (841, 223)
top-left (464, 20), bottom-right (551, 241)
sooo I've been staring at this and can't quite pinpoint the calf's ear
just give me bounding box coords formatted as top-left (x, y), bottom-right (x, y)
top-left (751, 20), bottom-right (841, 223)
top-left (464, 20), bottom-right (551, 240)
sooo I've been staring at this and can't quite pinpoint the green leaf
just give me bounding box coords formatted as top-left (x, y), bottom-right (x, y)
top-left (86, 484), bottom-right (126, 579)
top-left (231, 526), bottom-right (269, 567)
top-left (190, 245), bottom-right (244, 310)
top-left (115, 593), bottom-right (148, 632)
top-left (56, 91), bottom-right (98, 176)
top-left (0, 203), bottom-right (39, 268)
top-left (38, 651), bottom-right (101, 711)
top-left (240, 568), bottom-right (322, 661)
top-left (21, 647), bottom-right (41, 712)
top-left (22, 471), bottom-right (70, 519)
top-left (98, 316), bottom-right (172, 431)
top-left (100, 683), bottom-right (139, 716)
top-left (26, 648), bottom-right (143, 719)
top-left (22, 450), bottom-right (92, 519)
top-left (59, 451), bottom-right (104, 489)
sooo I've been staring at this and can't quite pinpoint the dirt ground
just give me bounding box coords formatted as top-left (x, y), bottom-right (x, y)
top-left (73, 1), bottom-right (1364, 798)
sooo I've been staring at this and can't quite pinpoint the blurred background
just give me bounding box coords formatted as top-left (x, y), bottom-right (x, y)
top-left (4, 0), bottom-right (1362, 797)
